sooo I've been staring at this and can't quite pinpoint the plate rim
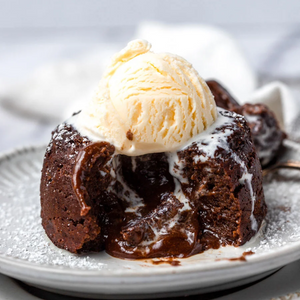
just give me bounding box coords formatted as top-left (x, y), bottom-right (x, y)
top-left (0, 143), bottom-right (300, 285)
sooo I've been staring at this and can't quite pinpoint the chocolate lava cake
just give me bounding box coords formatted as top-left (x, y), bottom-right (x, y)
top-left (40, 109), bottom-right (266, 258)
top-left (207, 80), bottom-right (286, 166)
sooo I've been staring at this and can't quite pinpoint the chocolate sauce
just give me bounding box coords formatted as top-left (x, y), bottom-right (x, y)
top-left (151, 258), bottom-right (181, 266)
top-left (72, 143), bottom-right (204, 258)
top-left (103, 153), bottom-right (204, 259)
top-left (69, 110), bottom-right (263, 259)
top-left (216, 251), bottom-right (255, 262)
top-left (228, 251), bottom-right (255, 261)
top-left (43, 108), bottom-right (266, 258)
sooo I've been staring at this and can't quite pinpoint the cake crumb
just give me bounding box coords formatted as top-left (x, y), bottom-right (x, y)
top-left (126, 130), bottom-right (134, 141)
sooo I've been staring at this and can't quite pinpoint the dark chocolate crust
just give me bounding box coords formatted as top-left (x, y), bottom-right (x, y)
top-left (178, 110), bottom-right (266, 248)
top-left (207, 80), bottom-right (285, 166)
top-left (40, 110), bottom-right (266, 258)
top-left (40, 124), bottom-right (119, 253)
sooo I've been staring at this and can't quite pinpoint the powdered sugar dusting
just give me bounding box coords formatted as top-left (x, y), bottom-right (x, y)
top-left (46, 120), bottom-right (90, 160)
top-left (0, 147), bottom-right (106, 270)
top-left (0, 144), bottom-right (299, 270)
top-left (246, 169), bottom-right (300, 253)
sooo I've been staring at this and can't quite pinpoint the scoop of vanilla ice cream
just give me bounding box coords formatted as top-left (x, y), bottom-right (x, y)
top-left (76, 39), bottom-right (217, 155)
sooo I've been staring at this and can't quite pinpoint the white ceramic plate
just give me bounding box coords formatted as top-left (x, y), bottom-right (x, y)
top-left (0, 141), bottom-right (299, 299)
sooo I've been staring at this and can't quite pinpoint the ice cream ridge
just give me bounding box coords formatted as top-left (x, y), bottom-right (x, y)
top-left (40, 39), bottom-right (267, 258)
top-left (76, 39), bottom-right (218, 155)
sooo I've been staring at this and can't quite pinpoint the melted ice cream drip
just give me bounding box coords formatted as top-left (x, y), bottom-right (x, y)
top-left (69, 109), bottom-right (258, 232)
top-left (167, 108), bottom-right (258, 231)
top-left (110, 156), bottom-right (145, 215)
top-left (167, 151), bottom-right (191, 212)
top-left (131, 156), bottom-right (137, 172)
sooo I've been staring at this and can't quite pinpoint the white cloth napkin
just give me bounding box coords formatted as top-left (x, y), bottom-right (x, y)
top-left (135, 22), bottom-right (258, 101)
top-left (135, 22), bottom-right (298, 130)
top-left (0, 43), bottom-right (120, 122)
top-left (0, 22), bottom-right (298, 132)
